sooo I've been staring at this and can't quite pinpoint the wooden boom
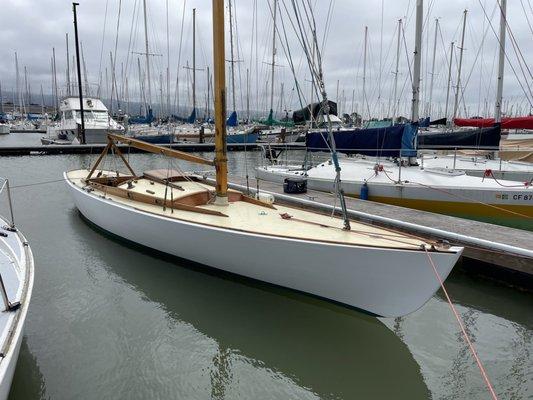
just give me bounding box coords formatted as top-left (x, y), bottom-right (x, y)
top-left (107, 134), bottom-right (214, 166)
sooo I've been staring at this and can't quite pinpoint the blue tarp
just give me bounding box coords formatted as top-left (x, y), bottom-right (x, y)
top-left (27, 113), bottom-right (41, 120)
top-left (129, 108), bottom-right (154, 124)
top-left (226, 111), bottom-right (238, 127)
top-left (306, 124), bottom-right (418, 158)
top-left (187, 108), bottom-right (197, 124)
top-left (401, 123), bottom-right (418, 157)
top-left (419, 117), bottom-right (430, 127)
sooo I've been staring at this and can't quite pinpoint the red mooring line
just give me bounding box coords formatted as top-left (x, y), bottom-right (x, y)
top-left (424, 247), bottom-right (498, 400)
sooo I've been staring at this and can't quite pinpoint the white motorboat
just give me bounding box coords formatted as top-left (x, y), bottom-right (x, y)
top-left (43, 97), bottom-right (124, 144)
top-left (64, 0), bottom-right (462, 318)
top-left (0, 180), bottom-right (35, 399)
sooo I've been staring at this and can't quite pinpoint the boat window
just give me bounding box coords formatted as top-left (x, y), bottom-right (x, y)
top-left (82, 110), bottom-right (109, 122)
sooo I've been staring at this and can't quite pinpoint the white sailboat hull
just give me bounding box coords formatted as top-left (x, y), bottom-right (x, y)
top-left (0, 217), bottom-right (35, 400)
top-left (256, 161), bottom-right (533, 229)
top-left (66, 175), bottom-right (461, 317)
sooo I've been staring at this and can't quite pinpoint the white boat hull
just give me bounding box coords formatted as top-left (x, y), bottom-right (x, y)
top-left (65, 174), bottom-right (461, 317)
top-left (255, 162), bottom-right (533, 229)
top-left (0, 218), bottom-right (34, 400)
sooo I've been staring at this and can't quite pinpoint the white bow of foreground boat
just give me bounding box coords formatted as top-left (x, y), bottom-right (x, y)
top-left (64, 169), bottom-right (462, 318)
top-left (0, 216), bottom-right (34, 400)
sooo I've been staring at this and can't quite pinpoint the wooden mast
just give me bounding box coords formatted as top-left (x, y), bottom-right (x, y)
top-left (212, 0), bottom-right (228, 203)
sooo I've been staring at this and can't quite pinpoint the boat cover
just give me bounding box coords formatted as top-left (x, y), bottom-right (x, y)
top-left (429, 117), bottom-right (447, 126)
top-left (419, 117), bottom-right (430, 127)
top-left (256, 109), bottom-right (295, 127)
top-left (292, 101), bottom-right (337, 123)
top-left (306, 124), bottom-right (417, 157)
top-left (226, 111), bottom-right (238, 127)
top-left (129, 108), bottom-right (154, 124)
top-left (454, 116), bottom-right (533, 129)
top-left (187, 108), bottom-right (197, 124)
top-left (418, 125), bottom-right (501, 149)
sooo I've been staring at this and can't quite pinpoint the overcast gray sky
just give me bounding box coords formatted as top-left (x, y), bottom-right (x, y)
top-left (0, 0), bottom-right (531, 119)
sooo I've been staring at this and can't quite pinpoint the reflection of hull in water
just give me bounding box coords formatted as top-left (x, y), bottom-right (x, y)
top-left (75, 211), bottom-right (431, 399)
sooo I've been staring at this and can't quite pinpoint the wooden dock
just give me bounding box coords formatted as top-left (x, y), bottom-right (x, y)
top-left (0, 142), bottom-right (304, 156)
top-left (0, 142), bottom-right (259, 156)
top-left (217, 175), bottom-right (533, 287)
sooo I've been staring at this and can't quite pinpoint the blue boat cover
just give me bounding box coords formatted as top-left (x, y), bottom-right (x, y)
top-left (27, 113), bottom-right (41, 120)
top-left (129, 108), bottom-right (154, 124)
top-left (401, 123), bottom-right (418, 157)
top-left (187, 108), bottom-right (197, 124)
top-left (306, 124), bottom-right (418, 158)
top-left (226, 111), bottom-right (238, 127)
top-left (418, 117), bottom-right (430, 127)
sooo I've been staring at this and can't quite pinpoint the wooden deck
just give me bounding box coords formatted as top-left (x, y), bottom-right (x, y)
top-left (217, 175), bottom-right (533, 285)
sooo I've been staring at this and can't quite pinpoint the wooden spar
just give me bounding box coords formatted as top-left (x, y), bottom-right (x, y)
top-left (107, 134), bottom-right (214, 166)
top-left (110, 142), bottom-right (136, 176)
top-left (212, 0), bottom-right (228, 200)
top-left (86, 141), bottom-right (113, 179)
top-left (86, 134), bottom-right (214, 181)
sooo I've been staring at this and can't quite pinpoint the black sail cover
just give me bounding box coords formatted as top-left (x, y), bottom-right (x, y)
top-left (292, 101), bottom-right (338, 123)
top-left (418, 125), bottom-right (501, 149)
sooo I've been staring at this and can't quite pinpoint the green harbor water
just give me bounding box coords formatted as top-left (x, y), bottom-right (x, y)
top-left (1, 133), bottom-right (532, 399)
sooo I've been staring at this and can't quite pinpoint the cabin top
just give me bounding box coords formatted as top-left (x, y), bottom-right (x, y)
top-left (60, 97), bottom-right (109, 113)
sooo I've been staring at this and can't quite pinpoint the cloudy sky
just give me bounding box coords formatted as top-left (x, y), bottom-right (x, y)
top-left (0, 0), bottom-right (531, 119)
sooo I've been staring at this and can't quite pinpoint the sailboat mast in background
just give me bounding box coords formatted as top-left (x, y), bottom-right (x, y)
top-left (494, 0), bottom-right (507, 123)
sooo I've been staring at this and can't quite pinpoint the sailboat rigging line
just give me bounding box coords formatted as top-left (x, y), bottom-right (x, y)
top-left (500, 5), bottom-right (533, 82)
top-left (97, 0), bottom-right (110, 96)
top-left (269, 0), bottom-right (305, 109)
top-left (280, 1), bottom-right (317, 101)
top-left (519, 0), bottom-right (533, 36)
top-left (483, 171), bottom-right (533, 188)
top-left (319, 0), bottom-right (334, 56)
top-left (176, 0), bottom-right (187, 116)
top-left (124, 0), bottom-right (139, 94)
top-left (461, 4), bottom-right (497, 98)
top-left (232, 0), bottom-right (246, 113)
top-left (476, 0), bottom-right (533, 107)
top-left (424, 247), bottom-right (498, 400)
top-left (288, 0), bottom-right (351, 230)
